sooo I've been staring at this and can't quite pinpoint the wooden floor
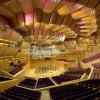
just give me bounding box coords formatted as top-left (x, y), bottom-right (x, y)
top-left (40, 90), bottom-right (51, 100)
top-left (24, 67), bottom-right (65, 78)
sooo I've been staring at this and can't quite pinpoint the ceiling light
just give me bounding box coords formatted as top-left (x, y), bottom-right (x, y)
top-left (51, 0), bottom-right (61, 3)
top-left (90, 10), bottom-right (95, 15)
top-left (79, 37), bottom-right (83, 40)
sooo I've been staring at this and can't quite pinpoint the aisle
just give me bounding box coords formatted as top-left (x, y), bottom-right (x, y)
top-left (40, 90), bottom-right (51, 100)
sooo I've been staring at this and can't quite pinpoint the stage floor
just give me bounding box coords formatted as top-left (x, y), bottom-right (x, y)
top-left (24, 67), bottom-right (65, 79)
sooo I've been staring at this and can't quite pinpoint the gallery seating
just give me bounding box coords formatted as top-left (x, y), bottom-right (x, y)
top-left (67, 68), bottom-right (91, 75)
top-left (78, 80), bottom-right (100, 88)
top-left (0, 86), bottom-right (41, 100)
top-left (92, 63), bottom-right (100, 69)
top-left (52, 75), bottom-right (81, 84)
top-left (9, 67), bottom-right (23, 75)
top-left (8, 63), bottom-right (26, 75)
top-left (0, 76), bottom-right (11, 82)
top-left (83, 53), bottom-right (100, 63)
top-left (19, 78), bottom-right (54, 89)
top-left (49, 80), bottom-right (100, 100)
top-left (19, 78), bottom-right (36, 89)
top-left (36, 78), bottom-right (54, 88)
top-left (52, 68), bottom-right (90, 84)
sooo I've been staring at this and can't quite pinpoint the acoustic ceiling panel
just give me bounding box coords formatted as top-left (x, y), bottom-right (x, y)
top-left (42, 12), bottom-right (51, 24)
top-left (49, 12), bottom-right (58, 24)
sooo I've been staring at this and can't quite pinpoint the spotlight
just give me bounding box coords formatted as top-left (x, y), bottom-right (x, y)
top-left (51, 0), bottom-right (61, 3)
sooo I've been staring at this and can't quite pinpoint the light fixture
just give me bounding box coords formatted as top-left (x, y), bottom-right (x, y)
top-left (90, 9), bottom-right (95, 15)
top-left (51, 0), bottom-right (61, 3)
top-left (79, 37), bottom-right (83, 40)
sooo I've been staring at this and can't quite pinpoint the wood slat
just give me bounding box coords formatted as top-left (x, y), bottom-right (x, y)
top-left (95, 2), bottom-right (100, 17)
top-left (9, 16), bottom-right (19, 29)
top-left (18, 0), bottom-right (33, 13)
top-left (77, 0), bottom-right (89, 5)
top-left (0, 15), bottom-right (9, 27)
top-left (70, 21), bottom-right (76, 31)
top-left (42, 12), bottom-right (51, 24)
top-left (86, 0), bottom-right (99, 8)
top-left (2, 0), bottom-right (22, 14)
top-left (0, 0), bottom-right (10, 4)
top-left (64, 0), bottom-right (77, 3)
top-left (97, 15), bottom-right (100, 24)
top-left (49, 12), bottom-right (58, 24)
top-left (34, 8), bottom-right (42, 24)
top-left (32, 0), bottom-right (47, 9)
top-left (43, 0), bottom-right (59, 13)
top-left (0, 5), bottom-right (15, 18)
top-left (62, 14), bottom-right (71, 26)
top-left (17, 13), bottom-right (25, 28)
top-left (56, 15), bottom-right (65, 25)
top-left (65, 15), bottom-right (73, 27)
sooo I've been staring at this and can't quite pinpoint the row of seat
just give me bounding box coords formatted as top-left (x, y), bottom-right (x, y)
top-left (52, 75), bottom-right (81, 84)
top-left (52, 68), bottom-right (90, 84)
top-left (83, 53), bottom-right (100, 63)
top-left (19, 78), bottom-right (36, 89)
top-left (49, 80), bottom-right (100, 100)
top-left (9, 67), bottom-right (23, 75)
top-left (36, 78), bottom-right (54, 88)
top-left (78, 80), bottom-right (100, 88)
top-left (92, 63), bottom-right (100, 69)
top-left (8, 63), bottom-right (26, 75)
top-left (0, 76), bottom-right (11, 82)
top-left (0, 86), bottom-right (41, 100)
top-left (64, 68), bottom-right (90, 75)
top-left (19, 78), bottom-right (54, 89)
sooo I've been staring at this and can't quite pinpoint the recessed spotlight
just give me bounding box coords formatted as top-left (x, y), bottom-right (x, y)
top-left (79, 37), bottom-right (83, 40)
top-left (51, 0), bottom-right (61, 3)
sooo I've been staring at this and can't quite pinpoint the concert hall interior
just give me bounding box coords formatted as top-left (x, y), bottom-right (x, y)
top-left (0, 0), bottom-right (100, 100)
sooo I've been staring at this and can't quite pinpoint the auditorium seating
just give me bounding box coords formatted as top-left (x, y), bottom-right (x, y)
top-left (8, 63), bottom-right (26, 75)
top-left (19, 78), bottom-right (36, 89)
top-left (83, 53), bottom-right (100, 63)
top-left (49, 80), bottom-right (100, 100)
top-left (52, 68), bottom-right (90, 84)
top-left (92, 63), bottom-right (100, 69)
top-left (78, 80), bottom-right (100, 88)
top-left (0, 76), bottom-right (11, 82)
top-left (85, 68), bottom-right (91, 75)
top-left (68, 68), bottom-right (91, 75)
top-left (36, 78), bottom-right (54, 88)
top-left (19, 78), bottom-right (54, 89)
top-left (0, 86), bottom-right (41, 100)
top-left (52, 75), bottom-right (81, 84)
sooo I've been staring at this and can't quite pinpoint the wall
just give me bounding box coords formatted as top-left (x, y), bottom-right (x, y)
top-left (0, 60), bottom-right (9, 71)
top-left (0, 79), bottom-right (18, 92)
top-left (30, 59), bottom-right (65, 68)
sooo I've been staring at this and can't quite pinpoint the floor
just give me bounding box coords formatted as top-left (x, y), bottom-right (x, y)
top-left (40, 90), bottom-right (51, 100)
top-left (24, 66), bottom-right (65, 78)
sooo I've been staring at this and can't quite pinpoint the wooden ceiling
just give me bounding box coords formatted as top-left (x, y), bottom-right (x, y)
top-left (0, 0), bottom-right (97, 37)
top-left (0, 0), bottom-right (99, 59)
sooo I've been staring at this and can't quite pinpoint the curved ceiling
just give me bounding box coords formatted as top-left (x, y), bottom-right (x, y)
top-left (0, 0), bottom-right (99, 59)
top-left (0, 0), bottom-right (97, 38)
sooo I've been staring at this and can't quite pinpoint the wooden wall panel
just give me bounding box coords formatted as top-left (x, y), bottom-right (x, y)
top-left (34, 8), bottom-right (42, 24)
top-left (17, 13), bottom-right (25, 28)
top-left (49, 12), bottom-right (58, 24)
top-left (42, 12), bottom-right (51, 24)
top-left (77, 0), bottom-right (89, 5)
top-left (56, 15), bottom-right (65, 25)
top-left (86, 0), bottom-right (99, 8)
